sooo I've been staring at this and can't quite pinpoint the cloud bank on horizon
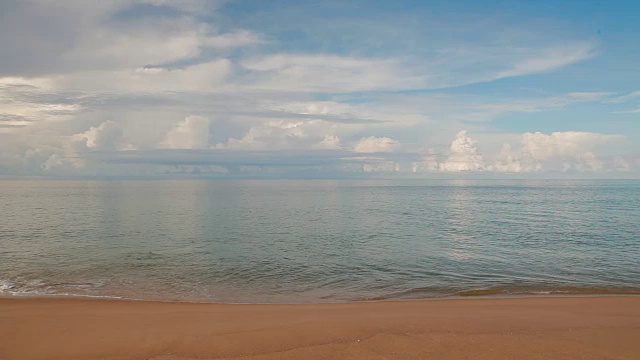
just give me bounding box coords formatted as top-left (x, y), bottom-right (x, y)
top-left (1, 0), bottom-right (639, 178)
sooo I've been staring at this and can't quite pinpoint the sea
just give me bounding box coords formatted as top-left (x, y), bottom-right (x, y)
top-left (1, 179), bottom-right (639, 303)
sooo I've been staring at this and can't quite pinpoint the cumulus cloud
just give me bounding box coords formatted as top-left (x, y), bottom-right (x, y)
top-left (0, 120), bottom-right (129, 174)
top-left (493, 143), bottom-right (530, 172)
top-left (220, 119), bottom-right (342, 150)
top-left (314, 135), bottom-right (342, 150)
top-left (161, 116), bottom-right (211, 149)
top-left (353, 137), bottom-right (399, 153)
top-left (412, 150), bottom-right (439, 173)
top-left (514, 131), bottom-right (620, 172)
top-left (412, 130), bottom-right (629, 174)
top-left (222, 121), bottom-right (306, 150)
top-left (41, 121), bottom-right (131, 172)
top-left (613, 157), bottom-right (631, 172)
top-left (72, 121), bottom-right (125, 151)
top-left (438, 131), bottom-right (485, 171)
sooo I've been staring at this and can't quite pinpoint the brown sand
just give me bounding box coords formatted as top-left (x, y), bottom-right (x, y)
top-left (1, 296), bottom-right (639, 360)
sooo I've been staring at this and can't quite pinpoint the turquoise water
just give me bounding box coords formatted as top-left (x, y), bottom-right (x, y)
top-left (1, 180), bottom-right (639, 303)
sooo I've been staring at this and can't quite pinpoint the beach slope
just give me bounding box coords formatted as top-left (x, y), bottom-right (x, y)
top-left (0, 296), bottom-right (638, 360)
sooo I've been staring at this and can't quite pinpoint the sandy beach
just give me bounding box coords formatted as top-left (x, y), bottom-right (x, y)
top-left (1, 296), bottom-right (638, 360)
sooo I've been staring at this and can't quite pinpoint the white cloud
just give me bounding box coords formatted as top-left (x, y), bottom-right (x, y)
top-left (450, 91), bottom-right (614, 123)
top-left (0, 1), bottom-right (636, 178)
top-left (353, 137), bottom-right (400, 153)
top-left (492, 143), bottom-right (533, 172)
top-left (161, 115), bottom-right (211, 149)
top-left (496, 43), bottom-right (596, 79)
top-left (0, 77), bottom-right (81, 132)
top-left (605, 91), bottom-right (640, 104)
top-left (203, 30), bottom-right (264, 48)
top-left (161, 164), bottom-right (230, 174)
top-left (314, 135), bottom-right (342, 150)
top-left (138, 0), bottom-right (219, 14)
top-left (565, 92), bottom-right (612, 101)
top-left (486, 131), bottom-right (624, 173)
top-left (514, 131), bottom-right (620, 172)
top-left (240, 54), bottom-right (425, 92)
top-left (613, 157), bottom-right (631, 172)
top-left (222, 121), bottom-right (305, 150)
top-left (235, 43), bottom-right (596, 94)
top-left (412, 149), bottom-right (439, 173)
top-left (57, 59), bottom-right (232, 92)
top-left (72, 120), bottom-right (125, 151)
top-left (42, 121), bottom-right (131, 172)
top-left (614, 108), bottom-right (640, 114)
top-left (438, 131), bottom-right (485, 171)
top-left (220, 119), bottom-right (343, 150)
top-left (0, 1), bottom-right (257, 77)
top-left (272, 99), bottom-right (424, 128)
top-left (412, 130), bottom-right (629, 174)
top-left (0, 120), bottom-right (128, 174)
top-left (362, 161), bottom-right (401, 173)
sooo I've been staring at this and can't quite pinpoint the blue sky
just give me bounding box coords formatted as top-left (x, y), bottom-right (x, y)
top-left (0, 0), bottom-right (638, 177)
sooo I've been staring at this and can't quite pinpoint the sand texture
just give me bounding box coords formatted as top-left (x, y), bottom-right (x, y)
top-left (1, 296), bottom-right (639, 360)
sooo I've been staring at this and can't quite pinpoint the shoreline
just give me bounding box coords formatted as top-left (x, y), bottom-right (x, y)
top-left (2, 296), bottom-right (639, 359)
top-left (2, 291), bottom-right (640, 306)
top-left (8, 292), bottom-right (640, 308)
top-left (3, 283), bottom-right (640, 305)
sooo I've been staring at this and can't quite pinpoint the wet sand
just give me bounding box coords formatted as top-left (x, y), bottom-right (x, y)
top-left (1, 296), bottom-right (639, 360)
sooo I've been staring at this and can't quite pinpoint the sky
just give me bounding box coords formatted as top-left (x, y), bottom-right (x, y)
top-left (1, 0), bottom-right (639, 178)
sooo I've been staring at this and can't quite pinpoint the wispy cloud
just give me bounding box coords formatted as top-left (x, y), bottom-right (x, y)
top-left (605, 91), bottom-right (640, 104)
top-left (0, 1), bottom-right (636, 177)
top-left (614, 108), bottom-right (640, 114)
top-left (495, 43), bottom-right (596, 79)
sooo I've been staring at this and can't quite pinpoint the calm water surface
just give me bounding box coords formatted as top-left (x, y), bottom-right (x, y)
top-left (1, 180), bottom-right (639, 303)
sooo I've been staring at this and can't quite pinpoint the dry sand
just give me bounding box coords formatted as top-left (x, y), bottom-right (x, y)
top-left (0, 296), bottom-right (639, 360)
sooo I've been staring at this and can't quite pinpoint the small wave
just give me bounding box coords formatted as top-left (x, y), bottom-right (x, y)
top-left (48, 282), bottom-right (99, 290)
top-left (0, 278), bottom-right (110, 299)
top-left (455, 286), bottom-right (640, 297)
top-left (0, 278), bottom-right (50, 297)
top-left (30, 293), bottom-right (126, 300)
top-left (3, 277), bottom-right (640, 304)
top-left (360, 287), bottom-right (452, 301)
top-left (0, 279), bottom-right (14, 292)
top-left (358, 285), bottom-right (640, 302)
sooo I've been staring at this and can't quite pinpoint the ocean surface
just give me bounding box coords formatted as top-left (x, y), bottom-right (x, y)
top-left (1, 179), bottom-right (639, 303)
